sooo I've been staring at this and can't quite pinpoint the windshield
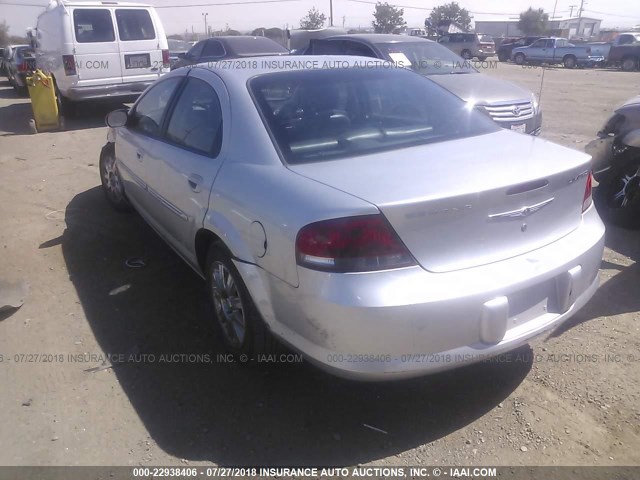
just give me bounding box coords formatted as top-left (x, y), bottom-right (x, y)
top-left (375, 41), bottom-right (475, 75)
top-left (250, 68), bottom-right (498, 164)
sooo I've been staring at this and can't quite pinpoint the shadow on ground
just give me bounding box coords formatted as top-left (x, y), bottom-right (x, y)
top-left (549, 224), bottom-right (639, 338)
top-left (60, 186), bottom-right (532, 466)
top-left (0, 85), bottom-right (128, 135)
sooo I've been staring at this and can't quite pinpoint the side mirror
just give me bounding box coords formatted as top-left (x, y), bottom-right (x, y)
top-left (106, 109), bottom-right (128, 128)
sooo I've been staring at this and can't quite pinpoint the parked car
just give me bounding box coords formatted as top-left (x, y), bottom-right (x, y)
top-left (607, 32), bottom-right (640, 71)
top-left (99, 57), bottom-right (604, 381)
top-left (167, 39), bottom-right (192, 68)
top-left (497, 36), bottom-right (543, 62)
top-left (2, 45), bottom-right (25, 78)
top-left (0, 48), bottom-right (5, 75)
top-left (36, 0), bottom-right (170, 116)
top-left (6, 45), bottom-right (36, 94)
top-left (306, 35), bottom-right (542, 134)
top-left (437, 32), bottom-right (495, 60)
top-left (511, 37), bottom-right (605, 68)
top-left (586, 96), bottom-right (640, 228)
top-left (170, 36), bottom-right (288, 70)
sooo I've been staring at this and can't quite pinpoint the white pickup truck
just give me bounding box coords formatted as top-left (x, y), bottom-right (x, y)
top-left (511, 37), bottom-right (605, 68)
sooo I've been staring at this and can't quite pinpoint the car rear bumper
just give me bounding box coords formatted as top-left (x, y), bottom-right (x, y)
top-left (239, 205), bottom-right (605, 381)
top-left (66, 81), bottom-right (156, 101)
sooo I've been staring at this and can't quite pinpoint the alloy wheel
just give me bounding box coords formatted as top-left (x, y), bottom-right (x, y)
top-left (210, 261), bottom-right (246, 348)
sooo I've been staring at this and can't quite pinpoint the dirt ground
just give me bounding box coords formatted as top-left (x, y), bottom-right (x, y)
top-left (0, 62), bottom-right (639, 467)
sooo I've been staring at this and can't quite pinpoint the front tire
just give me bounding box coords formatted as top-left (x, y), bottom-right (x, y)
top-left (99, 142), bottom-right (132, 212)
top-left (514, 53), bottom-right (526, 65)
top-left (206, 245), bottom-right (277, 357)
top-left (498, 51), bottom-right (509, 62)
top-left (595, 157), bottom-right (640, 229)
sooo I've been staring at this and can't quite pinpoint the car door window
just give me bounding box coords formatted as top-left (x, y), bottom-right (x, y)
top-left (439, 36), bottom-right (449, 43)
top-left (202, 40), bottom-right (226, 59)
top-left (73, 9), bottom-right (115, 43)
top-left (165, 78), bottom-right (223, 156)
top-left (130, 77), bottom-right (182, 137)
top-left (115, 9), bottom-right (155, 41)
top-left (344, 41), bottom-right (377, 57)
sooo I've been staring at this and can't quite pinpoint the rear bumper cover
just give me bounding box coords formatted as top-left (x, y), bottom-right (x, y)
top-left (66, 81), bottom-right (155, 101)
top-left (237, 205), bottom-right (605, 381)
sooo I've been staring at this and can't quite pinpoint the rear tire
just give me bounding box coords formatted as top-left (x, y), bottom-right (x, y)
top-left (514, 53), bottom-right (526, 65)
top-left (99, 142), bottom-right (132, 212)
top-left (477, 56), bottom-right (488, 62)
top-left (594, 157), bottom-right (640, 229)
top-left (205, 244), bottom-right (277, 358)
top-left (498, 51), bottom-right (509, 62)
top-left (563, 55), bottom-right (577, 69)
top-left (622, 56), bottom-right (638, 72)
top-left (55, 86), bottom-right (77, 118)
top-left (461, 49), bottom-right (472, 60)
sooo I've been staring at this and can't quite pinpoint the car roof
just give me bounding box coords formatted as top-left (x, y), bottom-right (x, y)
top-left (321, 34), bottom-right (435, 45)
top-left (57, 1), bottom-right (154, 6)
top-left (186, 55), bottom-right (387, 82)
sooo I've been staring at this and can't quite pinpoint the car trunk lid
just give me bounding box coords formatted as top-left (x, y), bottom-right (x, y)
top-left (288, 130), bottom-right (591, 273)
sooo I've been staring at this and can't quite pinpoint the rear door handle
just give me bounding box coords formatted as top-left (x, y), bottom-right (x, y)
top-left (188, 174), bottom-right (203, 193)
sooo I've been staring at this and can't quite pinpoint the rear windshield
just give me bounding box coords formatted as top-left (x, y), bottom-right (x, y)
top-left (16, 46), bottom-right (35, 58)
top-left (479, 34), bottom-right (494, 43)
top-left (376, 41), bottom-right (475, 75)
top-left (73, 9), bottom-right (115, 43)
top-left (115, 9), bottom-right (155, 41)
top-left (228, 38), bottom-right (288, 56)
top-left (250, 68), bottom-right (498, 164)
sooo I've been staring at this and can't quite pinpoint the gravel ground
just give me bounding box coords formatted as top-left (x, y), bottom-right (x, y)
top-left (0, 62), bottom-right (639, 467)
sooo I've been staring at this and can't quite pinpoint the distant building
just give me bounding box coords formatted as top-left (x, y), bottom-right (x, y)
top-left (474, 16), bottom-right (602, 40)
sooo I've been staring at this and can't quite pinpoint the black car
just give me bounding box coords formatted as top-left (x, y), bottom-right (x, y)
top-left (170, 36), bottom-right (288, 70)
top-left (497, 36), bottom-right (543, 62)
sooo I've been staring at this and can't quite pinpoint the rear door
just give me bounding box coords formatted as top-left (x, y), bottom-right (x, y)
top-left (150, 69), bottom-right (228, 262)
top-left (114, 8), bottom-right (163, 82)
top-left (70, 8), bottom-right (121, 86)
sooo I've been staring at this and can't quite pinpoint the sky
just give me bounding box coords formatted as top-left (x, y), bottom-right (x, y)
top-left (2, 0), bottom-right (639, 37)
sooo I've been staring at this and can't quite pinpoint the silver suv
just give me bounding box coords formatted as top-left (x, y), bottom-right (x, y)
top-left (438, 32), bottom-right (495, 60)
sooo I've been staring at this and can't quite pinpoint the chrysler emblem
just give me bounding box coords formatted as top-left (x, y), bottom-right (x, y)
top-left (488, 198), bottom-right (554, 221)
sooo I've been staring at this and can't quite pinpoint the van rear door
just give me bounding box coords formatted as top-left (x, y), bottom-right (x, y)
top-left (114, 8), bottom-right (164, 83)
top-left (70, 7), bottom-right (122, 86)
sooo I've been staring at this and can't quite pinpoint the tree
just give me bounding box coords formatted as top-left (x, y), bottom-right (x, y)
top-left (0, 20), bottom-right (10, 47)
top-left (372, 2), bottom-right (406, 34)
top-left (518, 7), bottom-right (549, 35)
top-left (300, 7), bottom-right (327, 30)
top-left (427, 2), bottom-right (471, 32)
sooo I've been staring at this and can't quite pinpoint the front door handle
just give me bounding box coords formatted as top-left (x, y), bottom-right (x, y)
top-left (188, 174), bottom-right (203, 193)
top-left (136, 151), bottom-right (143, 161)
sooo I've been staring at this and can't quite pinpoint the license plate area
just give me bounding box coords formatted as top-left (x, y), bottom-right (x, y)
top-left (507, 280), bottom-right (555, 330)
top-left (511, 123), bottom-right (527, 133)
top-left (125, 54), bottom-right (150, 69)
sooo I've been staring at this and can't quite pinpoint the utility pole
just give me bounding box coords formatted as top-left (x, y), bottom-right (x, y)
top-left (569, 5), bottom-right (577, 17)
top-left (329, 0), bottom-right (333, 26)
top-left (202, 12), bottom-right (208, 38)
top-left (577, 0), bottom-right (586, 38)
top-left (342, 15), bottom-right (345, 28)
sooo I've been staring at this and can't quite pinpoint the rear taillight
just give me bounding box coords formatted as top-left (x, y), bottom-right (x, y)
top-left (582, 172), bottom-right (593, 212)
top-left (295, 214), bottom-right (416, 272)
top-left (62, 54), bottom-right (77, 76)
top-left (162, 49), bottom-right (170, 68)
top-left (18, 62), bottom-right (29, 72)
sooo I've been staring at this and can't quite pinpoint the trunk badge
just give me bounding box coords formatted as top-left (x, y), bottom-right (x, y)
top-left (488, 197), bottom-right (554, 221)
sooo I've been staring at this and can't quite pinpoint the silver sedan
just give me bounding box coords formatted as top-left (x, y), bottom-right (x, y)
top-left (100, 56), bottom-right (605, 381)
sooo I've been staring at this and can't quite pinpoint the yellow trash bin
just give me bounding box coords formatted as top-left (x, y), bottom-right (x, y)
top-left (26, 69), bottom-right (60, 133)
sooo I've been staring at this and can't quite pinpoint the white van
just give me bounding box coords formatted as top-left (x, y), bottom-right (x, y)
top-left (36, 0), bottom-right (169, 115)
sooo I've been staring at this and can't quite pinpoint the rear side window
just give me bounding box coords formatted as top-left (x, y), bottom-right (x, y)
top-left (130, 77), bottom-right (182, 137)
top-left (165, 78), bottom-right (223, 156)
top-left (73, 9), bottom-right (115, 43)
top-left (115, 9), bottom-right (155, 41)
top-left (202, 40), bottom-right (226, 58)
